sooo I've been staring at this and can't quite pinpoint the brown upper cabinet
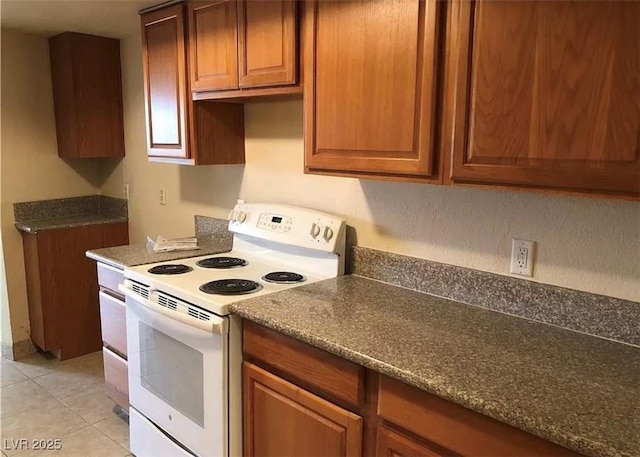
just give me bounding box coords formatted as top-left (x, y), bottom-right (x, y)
top-left (141, 3), bottom-right (245, 165)
top-left (49, 33), bottom-right (125, 158)
top-left (304, 0), bottom-right (442, 181)
top-left (189, 0), bottom-right (298, 96)
top-left (189, 0), bottom-right (239, 91)
top-left (444, 0), bottom-right (640, 197)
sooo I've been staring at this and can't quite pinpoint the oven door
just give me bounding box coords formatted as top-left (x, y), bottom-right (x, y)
top-left (120, 281), bottom-right (228, 457)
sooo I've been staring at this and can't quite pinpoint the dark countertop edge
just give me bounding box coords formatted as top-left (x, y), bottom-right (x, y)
top-left (231, 305), bottom-right (628, 457)
top-left (15, 215), bottom-right (128, 234)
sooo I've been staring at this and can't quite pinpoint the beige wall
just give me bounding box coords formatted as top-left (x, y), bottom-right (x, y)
top-left (102, 31), bottom-right (640, 303)
top-left (0, 94), bottom-right (10, 351)
top-left (0, 29), bottom-right (102, 347)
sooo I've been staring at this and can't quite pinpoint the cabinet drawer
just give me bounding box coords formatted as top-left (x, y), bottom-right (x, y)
top-left (97, 262), bottom-right (124, 297)
top-left (378, 375), bottom-right (579, 457)
top-left (99, 291), bottom-right (127, 358)
top-left (376, 424), bottom-right (452, 457)
top-left (103, 347), bottom-right (129, 411)
top-left (243, 321), bottom-right (365, 407)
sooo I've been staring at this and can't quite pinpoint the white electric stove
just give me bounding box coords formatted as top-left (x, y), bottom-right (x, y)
top-left (120, 202), bottom-right (346, 457)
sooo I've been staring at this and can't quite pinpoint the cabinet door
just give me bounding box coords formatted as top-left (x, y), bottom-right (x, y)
top-left (22, 223), bottom-right (128, 360)
top-left (141, 4), bottom-right (189, 159)
top-left (304, 0), bottom-right (441, 180)
top-left (446, 0), bottom-right (640, 196)
top-left (376, 425), bottom-right (449, 457)
top-left (238, 0), bottom-right (297, 88)
top-left (49, 33), bottom-right (125, 159)
top-left (244, 362), bottom-right (363, 457)
top-left (188, 0), bottom-right (239, 91)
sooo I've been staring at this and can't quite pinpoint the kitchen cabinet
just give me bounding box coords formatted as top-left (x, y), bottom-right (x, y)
top-left (188, 0), bottom-right (238, 91)
top-left (96, 262), bottom-right (129, 411)
top-left (376, 425), bottom-right (449, 457)
top-left (49, 32), bottom-right (125, 158)
top-left (303, 0), bottom-right (442, 182)
top-left (242, 322), bottom-right (582, 457)
top-left (444, 0), bottom-right (640, 197)
top-left (243, 322), bottom-right (365, 456)
top-left (21, 222), bottom-right (129, 360)
top-left (377, 375), bottom-right (579, 457)
top-left (189, 0), bottom-right (299, 99)
top-left (244, 362), bottom-right (363, 457)
top-left (237, 0), bottom-right (297, 89)
top-left (103, 346), bottom-right (129, 411)
top-left (141, 3), bottom-right (245, 165)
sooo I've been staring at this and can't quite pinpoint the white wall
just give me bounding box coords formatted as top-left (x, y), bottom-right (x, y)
top-left (101, 32), bottom-right (640, 303)
top-left (0, 29), bottom-right (101, 348)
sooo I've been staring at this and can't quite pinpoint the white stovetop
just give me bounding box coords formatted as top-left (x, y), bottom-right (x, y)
top-left (124, 250), bottom-right (325, 316)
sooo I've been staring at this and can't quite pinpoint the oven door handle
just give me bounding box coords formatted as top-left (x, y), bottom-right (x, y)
top-left (118, 283), bottom-right (226, 334)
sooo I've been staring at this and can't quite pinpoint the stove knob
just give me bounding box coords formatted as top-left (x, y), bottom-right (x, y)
top-left (228, 210), bottom-right (236, 221)
top-left (237, 211), bottom-right (247, 223)
top-left (323, 226), bottom-right (334, 241)
top-left (310, 223), bottom-right (321, 238)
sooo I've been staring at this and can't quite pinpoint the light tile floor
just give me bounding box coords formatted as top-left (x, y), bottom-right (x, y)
top-left (0, 351), bottom-right (130, 457)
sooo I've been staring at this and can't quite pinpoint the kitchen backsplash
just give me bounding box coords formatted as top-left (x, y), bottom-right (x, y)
top-left (14, 195), bottom-right (127, 221)
top-left (350, 246), bottom-right (640, 346)
top-left (98, 196), bottom-right (128, 218)
top-left (194, 215), bottom-right (233, 245)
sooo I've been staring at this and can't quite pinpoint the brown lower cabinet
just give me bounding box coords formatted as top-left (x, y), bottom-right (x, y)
top-left (242, 322), bottom-right (581, 457)
top-left (243, 362), bottom-right (362, 457)
top-left (376, 425), bottom-right (451, 457)
top-left (21, 222), bottom-right (128, 360)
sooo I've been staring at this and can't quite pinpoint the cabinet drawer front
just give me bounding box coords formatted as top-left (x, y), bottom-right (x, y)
top-left (97, 262), bottom-right (124, 297)
top-left (103, 347), bottom-right (129, 411)
top-left (378, 376), bottom-right (579, 457)
top-left (99, 291), bottom-right (127, 358)
top-left (243, 321), bottom-right (365, 407)
top-left (376, 424), bottom-right (451, 457)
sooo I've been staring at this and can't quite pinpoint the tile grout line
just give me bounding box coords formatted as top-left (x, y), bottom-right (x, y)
top-left (91, 422), bottom-right (130, 454)
top-left (0, 379), bottom-right (59, 421)
top-left (2, 352), bottom-right (129, 454)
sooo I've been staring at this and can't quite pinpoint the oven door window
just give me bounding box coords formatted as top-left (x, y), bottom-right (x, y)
top-left (138, 321), bottom-right (205, 427)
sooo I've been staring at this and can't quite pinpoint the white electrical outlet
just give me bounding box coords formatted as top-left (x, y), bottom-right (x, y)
top-left (159, 187), bottom-right (167, 205)
top-left (123, 184), bottom-right (130, 200)
top-left (510, 239), bottom-right (535, 277)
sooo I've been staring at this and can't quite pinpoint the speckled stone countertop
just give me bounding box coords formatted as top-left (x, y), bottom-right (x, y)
top-left (16, 213), bottom-right (129, 234)
top-left (230, 276), bottom-right (640, 457)
top-left (86, 238), bottom-right (232, 269)
top-left (14, 195), bottom-right (128, 234)
top-left (85, 214), bottom-right (233, 269)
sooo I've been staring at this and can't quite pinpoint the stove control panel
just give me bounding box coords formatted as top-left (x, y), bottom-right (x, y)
top-left (229, 202), bottom-right (346, 253)
top-left (257, 213), bottom-right (293, 233)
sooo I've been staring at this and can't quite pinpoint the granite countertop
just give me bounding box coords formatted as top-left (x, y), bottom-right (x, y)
top-left (16, 213), bottom-right (129, 234)
top-left (86, 238), bottom-right (232, 269)
top-left (14, 195), bottom-right (129, 234)
top-left (230, 275), bottom-right (640, 457)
